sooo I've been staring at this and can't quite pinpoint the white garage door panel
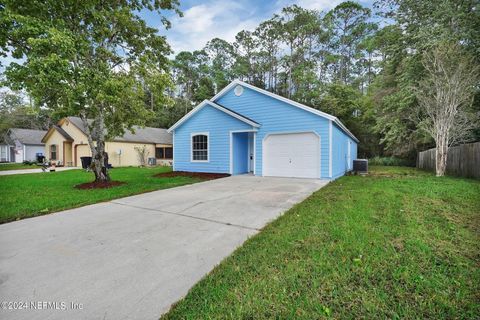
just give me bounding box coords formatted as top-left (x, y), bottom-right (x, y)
top-left (264, 132), bottom-right (320, 178)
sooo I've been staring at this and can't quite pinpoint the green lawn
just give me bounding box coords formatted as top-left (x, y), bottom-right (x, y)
top-left (162, 166), bottom-right (480, 319)
top-left (0, 163), bottom-right (39, 171)
top-left (0, 166), bottom-right (204, 223)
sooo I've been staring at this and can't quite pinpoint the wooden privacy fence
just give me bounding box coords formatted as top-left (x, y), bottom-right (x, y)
top-left (417, 142), bottom-right (480, 178)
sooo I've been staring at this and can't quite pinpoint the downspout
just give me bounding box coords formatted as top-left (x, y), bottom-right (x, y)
top-left (329, 120), bottom-right (333, 178)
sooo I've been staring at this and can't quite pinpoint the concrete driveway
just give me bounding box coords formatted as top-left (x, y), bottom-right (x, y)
top-left (0, 175), bottom-right (328, 320)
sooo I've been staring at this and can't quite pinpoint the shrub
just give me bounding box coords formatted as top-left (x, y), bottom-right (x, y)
top-left (368, 156), bottom-right (413, 167)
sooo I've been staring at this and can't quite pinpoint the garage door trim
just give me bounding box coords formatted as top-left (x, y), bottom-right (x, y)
top-left (262, 131), bottom-right (321, 179)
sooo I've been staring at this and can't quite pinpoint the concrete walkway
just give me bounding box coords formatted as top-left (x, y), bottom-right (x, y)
top-left (0, 167), bottom-right (79, 176)
top-left (0, 175), bottom-right (328, 320)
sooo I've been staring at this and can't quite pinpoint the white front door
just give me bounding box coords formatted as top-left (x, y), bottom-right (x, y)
top-left (263, 132), bottom-right (320, 178)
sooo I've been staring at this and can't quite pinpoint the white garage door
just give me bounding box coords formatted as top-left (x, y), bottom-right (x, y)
top-left (263, 132), bottom-right (320, 178)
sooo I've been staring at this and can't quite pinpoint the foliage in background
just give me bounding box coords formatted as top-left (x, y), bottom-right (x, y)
top-left (0, 91), bottom-right (53, 138)
top-left (168, 0), bottom-right (479, 159)
top-left (0, 0), bottom-right (180, 182)
top-left (1, 0), bottom-right (479, 162)
top-left (134, 145), bottom-right (150, 167)
top-left (415, 42), bottom-right (479, 176)
top-left (372, 0), bottom-right (480, 159)
top-left (368, 156), bottom-right (413, 167)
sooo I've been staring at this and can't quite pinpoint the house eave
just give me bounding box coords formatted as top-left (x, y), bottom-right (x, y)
top-left (212, 79), bottom-right (359, 143)
top-left (167, 100), bottom-right (261, 133)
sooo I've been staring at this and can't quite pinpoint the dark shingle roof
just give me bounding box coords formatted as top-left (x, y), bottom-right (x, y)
top-left (53, 125), bottom-right (74, 141)
top-left (9, 128), bottom-right (47, 145)
top-left (67, 117), bottom-right (172, 144)
top-left (213, 102), bottom-right (260, 126)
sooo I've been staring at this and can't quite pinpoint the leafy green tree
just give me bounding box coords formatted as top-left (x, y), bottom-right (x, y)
top-left (1, 0), bottom-right (179, 182)
top-left (324, 2), bottom-right (376, 86)
top-left (371, 0), bottom-right (480, 158)
top-left (205, 38), bottom-right (236, 92)
top-left (415, 42), bottom-right (479, 176)
top-left (0, 90), bottom-right (51, 137)
top-left (253, 19), bottom-right (282, 90)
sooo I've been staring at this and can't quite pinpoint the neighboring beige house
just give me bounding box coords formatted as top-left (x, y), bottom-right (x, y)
top-left (41, 117), bottom-right (172, 167)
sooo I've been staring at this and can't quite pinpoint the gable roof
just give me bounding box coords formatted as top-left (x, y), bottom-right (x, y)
top-left (8, 128), bottom-right (47, 145)
top-left (55, 125), bottom-right (74, 141)
top-left (211, 80), bottom-right (359, 142)
top-left (168, 100), bottom-right (261, 133)
top-left (64, 117), bottom-right (172, 144)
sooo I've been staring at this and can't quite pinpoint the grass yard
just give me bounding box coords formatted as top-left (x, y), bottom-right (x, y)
top-left (162, 166), bottom-right (480, 319)
top-left (0, 163), bottom-right (39, 171)
top-left (0, 166), bottom-right (205, 223)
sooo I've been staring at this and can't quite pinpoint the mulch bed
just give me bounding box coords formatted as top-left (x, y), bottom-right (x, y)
top-left (154, 171), bottom-right (230, 180)
top-left (75, 181), bottom-right (126, 189)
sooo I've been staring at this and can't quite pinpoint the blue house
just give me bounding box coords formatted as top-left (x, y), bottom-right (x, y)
top-left (168, 80), bottom-right (358, 179)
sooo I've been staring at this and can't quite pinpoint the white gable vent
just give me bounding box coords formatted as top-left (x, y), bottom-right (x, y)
top-left (234, 85), bottom-right (244, 96)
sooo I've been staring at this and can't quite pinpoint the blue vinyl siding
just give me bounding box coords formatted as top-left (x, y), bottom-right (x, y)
top-left (351, 140), bottom-right (358, 165)
top-left (215, 87), bottom-right (330, 178)
top-left (174, 105), bottom-right (252, 173)
top-left (232, 132), bottom-right (249, 174)
top-left (331, 123), bottom-right (358, 179)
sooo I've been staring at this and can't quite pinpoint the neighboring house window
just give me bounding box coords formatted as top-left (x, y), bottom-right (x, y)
top-left (0, 146), bottom-right (6, 162)
top-left (165, 147), bottom-right (173, 159)
top-left (155, 147), bottom-right (164, 159)
top-left (192, 134), bottom-right (208, 161)
top-left (155, 147), bottom-right (173, 159)
top-left (50, 145), bottom-right (57, 160)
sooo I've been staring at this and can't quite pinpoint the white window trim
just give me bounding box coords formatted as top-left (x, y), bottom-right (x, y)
top-left (191, 132), bottom-right (209, 163)
top-left (229, 129), bottom-right (257, 175)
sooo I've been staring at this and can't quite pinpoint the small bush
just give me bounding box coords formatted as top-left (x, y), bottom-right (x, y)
top-left (368, 156), bottom-right (413, 167)
top-left (22, 160), bottom-right (36, 166)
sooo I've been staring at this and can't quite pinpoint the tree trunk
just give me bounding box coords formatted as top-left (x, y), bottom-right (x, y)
top-left (92, 141), bottom-right (110, 183)
top-left (435, 135), bottom-right (448, 177)
top-left (81, 113), bottom-right (110, 183)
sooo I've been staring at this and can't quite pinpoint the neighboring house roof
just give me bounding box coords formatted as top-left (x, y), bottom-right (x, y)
top-left (0, 134), bottom-right (9, 145)
top-left (7, 128), bottom-right (47, 145)
top-left (53, 125), bottom-right (74, 141)
top-left (168, 100), bottom-right (261, 133)
top-left (210, 80), bottom-right (359, 142)
top-left (43, 116), bottom-right (172, 145)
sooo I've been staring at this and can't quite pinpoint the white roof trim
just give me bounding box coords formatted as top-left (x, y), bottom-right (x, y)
top-left (212, 80), bottom-right (359, 143)
top-left (168, 100), bottom-right (260, 133)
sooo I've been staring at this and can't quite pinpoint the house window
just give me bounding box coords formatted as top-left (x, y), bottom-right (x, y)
top-left (192, 134), bottom-right (208, 161)
top-left (155, 147), bottom-right (164, 159)
top-left (50, 144), bottom-right (57, 160)
top-left (165, 147), bottom-right (173, 159)
top-left (155, 147), bottom-right (173, 159)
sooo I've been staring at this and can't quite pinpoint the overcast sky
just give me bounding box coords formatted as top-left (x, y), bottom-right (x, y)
top-left (0, 0), bottom-right (374, 68)
top-left (143, 0), bottom-right (374, 54)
